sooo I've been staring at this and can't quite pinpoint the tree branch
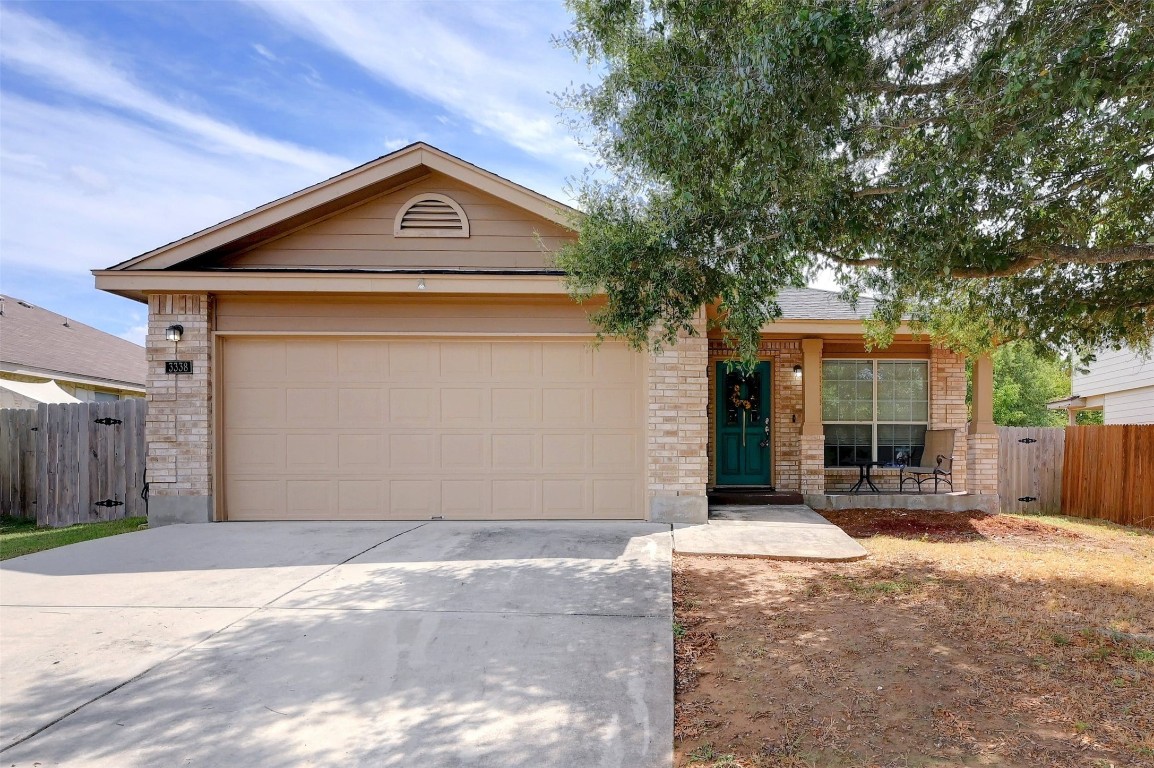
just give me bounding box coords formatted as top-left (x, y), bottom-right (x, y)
top-left (825, 244), bottom-right (1154, 277)
top-left (853, 185), bottom-right (908, 197)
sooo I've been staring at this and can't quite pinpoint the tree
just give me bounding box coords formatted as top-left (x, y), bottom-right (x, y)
top-left (557, 0), bottom-right (1154, 364)
top-left (966, 342), bottom-right (1070, 426)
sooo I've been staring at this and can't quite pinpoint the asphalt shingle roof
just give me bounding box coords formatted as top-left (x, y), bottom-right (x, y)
top-left (774, 287), bottom-right (876, 320)
top-left (0, 295), bottom-right (146, 387)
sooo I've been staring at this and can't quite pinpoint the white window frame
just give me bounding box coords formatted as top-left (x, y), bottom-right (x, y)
top-left (822, 358), bottom-right (931, 466)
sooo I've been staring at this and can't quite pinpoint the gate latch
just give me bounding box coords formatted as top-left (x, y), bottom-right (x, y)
top-left (94, 417), bottom-right (122, 426)
top-left (1017, 496), bottom-right (1037, 503)
top-left (1018, 437), bottom-right (1037, 444)
top-left (94, 499), bottom-right (124, 508)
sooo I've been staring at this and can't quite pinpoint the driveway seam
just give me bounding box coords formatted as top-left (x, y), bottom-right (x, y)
top-left (0, 522), bottom-right (429, 754)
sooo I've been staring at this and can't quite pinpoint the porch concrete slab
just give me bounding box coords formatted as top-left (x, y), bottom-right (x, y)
top-left (806, 492), bottom-right (998, 513)
top-left (674, 505), bottom-right (868, 561)
top-left (0, 521), bottom-right (423, 608)
top-left (272, 521), bottom-right (672, 617)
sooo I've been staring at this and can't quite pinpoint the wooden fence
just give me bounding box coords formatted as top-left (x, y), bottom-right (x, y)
top-left (997, 426), bottom-right (1065, 515)
top-left (0, 399), bottom-right (147, 527)
top-left (1062, 424), bottom-right (1154, 529)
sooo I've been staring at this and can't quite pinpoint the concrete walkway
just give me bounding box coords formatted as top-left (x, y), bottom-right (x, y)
top-left (0, 521), bottom-right (673, 768)
top-left (673, 505), bottom-right (869, 561)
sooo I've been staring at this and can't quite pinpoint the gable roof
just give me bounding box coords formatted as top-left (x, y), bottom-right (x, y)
top-left (104, 142), bottom-right (578, 273)
top-left (0, 295), bottom-right (146, 388)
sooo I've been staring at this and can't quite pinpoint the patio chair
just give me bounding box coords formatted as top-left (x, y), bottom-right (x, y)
top-left (899, 429), bottom-right (955, 493)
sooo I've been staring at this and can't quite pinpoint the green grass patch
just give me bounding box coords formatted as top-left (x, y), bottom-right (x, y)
top-left (0, 516), bottom-right (147, 560)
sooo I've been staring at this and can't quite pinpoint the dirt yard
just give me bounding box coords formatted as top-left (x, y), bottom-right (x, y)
top-left (674, 511), bottom-right (1154, 767)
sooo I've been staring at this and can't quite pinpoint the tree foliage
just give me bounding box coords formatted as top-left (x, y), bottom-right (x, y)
top-left (557, 0), bottom-right (1154, 363)
top-left (967, 342), bottom-right (1070, 426)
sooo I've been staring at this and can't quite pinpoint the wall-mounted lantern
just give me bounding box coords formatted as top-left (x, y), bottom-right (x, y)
top-left (792, 364), bottom-right (803, 380)
top-left (165, 324), bottom-right (184, 343)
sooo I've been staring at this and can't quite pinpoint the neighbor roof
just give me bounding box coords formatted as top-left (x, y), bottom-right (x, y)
top-left (774, 288), bottom-right (877, 321)
top-left (0, 296), bottom-right (146, 388)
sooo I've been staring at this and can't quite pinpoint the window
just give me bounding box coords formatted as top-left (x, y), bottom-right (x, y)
top-left (94, 391), bottom-right (120, 402)
top-left (822, 360), bottom-right (928, 467)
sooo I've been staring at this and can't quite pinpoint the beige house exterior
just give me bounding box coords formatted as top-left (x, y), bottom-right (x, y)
top-left (94, 143), bottom-right (999, 526)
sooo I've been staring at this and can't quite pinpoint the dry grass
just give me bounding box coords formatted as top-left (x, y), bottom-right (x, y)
top-left (673, 512), bottom-right (1154, 768)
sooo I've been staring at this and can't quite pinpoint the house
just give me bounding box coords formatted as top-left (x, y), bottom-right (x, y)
top-left (0, 295), bottom-right (146, 409)
top-left (93, 143), bottom-right (999, 526)
top-left (1049, 346), bottom-right (1154, 424)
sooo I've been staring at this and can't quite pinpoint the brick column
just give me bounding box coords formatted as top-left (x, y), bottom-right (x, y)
top-left (799, 338), bottom-right (826, 495)
top-left (146, 294), bottom-right (214, 525)
top-left (930, 346), bottom-right (968, 492)
top-left (967, 353), bottom-right (1000, 504)
top-left (647, 313), bottom-right (709, 523)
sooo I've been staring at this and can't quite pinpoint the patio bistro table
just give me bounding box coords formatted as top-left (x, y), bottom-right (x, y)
top-left (847, 460), bottom-right (882, 493)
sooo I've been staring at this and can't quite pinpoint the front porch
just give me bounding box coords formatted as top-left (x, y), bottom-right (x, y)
top-left (701, 330), bottom-right (999, 513)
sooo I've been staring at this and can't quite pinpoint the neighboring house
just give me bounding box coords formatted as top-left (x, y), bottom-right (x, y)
top-left (0, 295), bottom-right (146, 409)
top-left (94, 143), bottom-right (999, 526)
top-left (1050, 347), bottom-right (1154, 424)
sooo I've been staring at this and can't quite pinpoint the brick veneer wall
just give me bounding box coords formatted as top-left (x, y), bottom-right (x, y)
top-left (967, 433), bottom-right (999, 497)
top-left (930, 346), bottom-right (968, 492)
top-left (647, 316), bottom-right (709, 519)
top-left (146, 294), bottom-right (214, 514)
top-left (707, 339), bottom-right (803, 490)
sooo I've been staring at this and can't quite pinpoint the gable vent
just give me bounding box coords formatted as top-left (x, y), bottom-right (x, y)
top-left (394, 193), bottom-right (470, 238)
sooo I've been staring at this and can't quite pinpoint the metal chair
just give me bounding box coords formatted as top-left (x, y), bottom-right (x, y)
top-left (899, 429), bottom-right (955, 493)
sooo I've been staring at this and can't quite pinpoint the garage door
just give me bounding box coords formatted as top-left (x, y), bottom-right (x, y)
top-left (221, 337), bottom-right (646, 520)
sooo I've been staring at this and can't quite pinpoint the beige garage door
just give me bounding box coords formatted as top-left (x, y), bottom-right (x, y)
top-left (221, 337), bottom-right (646, 520)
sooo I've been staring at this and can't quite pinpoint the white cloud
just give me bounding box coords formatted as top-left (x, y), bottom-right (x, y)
top-left (0, 7), bottom-right (347, 176)
top-left (0, 95), bottom-right (334, 273)
top-left (249, 0), bottom-right (594, 164)
top-left (118, 322), bottom-right (149, 346)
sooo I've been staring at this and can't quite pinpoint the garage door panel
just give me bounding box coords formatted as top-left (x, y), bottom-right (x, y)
top-left (441, 434), bottom-right (486, 470)
top-left (491, 388), bottom-right (538, 422)
top-left (389, 389), bottom-right (433, 423)
top-left (285, 340), bottom-right (338, 382)
top-left (223, 338), bottom-right (644, 521)
top-left (338, 388), bottom-right (383, 424)
top-left (491, 343), bottom-right (539, 376)
top-left (228, 387), bottom-right (284, 427)
top-left (440, 343), bottom-right (489, 377)
top-left (287, 433), bottom-right (336, 471)
top-left (389, 433), bottom-right (435, 469)
top-left (492, 433), bottom-right (536, 469)
top-left (337, 340), bottom-right (387, 380)
top-left (286, 388), bottom-right (338, 424)
top-left (390, 480), bottom-right (440, 516)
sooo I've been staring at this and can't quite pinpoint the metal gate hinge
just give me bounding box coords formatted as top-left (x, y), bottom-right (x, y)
top-left (94, 418), bottom-right (122, 426)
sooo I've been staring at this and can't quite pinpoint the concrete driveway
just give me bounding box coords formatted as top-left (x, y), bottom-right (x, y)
top-left (0, 521), bottom-right (673, 767)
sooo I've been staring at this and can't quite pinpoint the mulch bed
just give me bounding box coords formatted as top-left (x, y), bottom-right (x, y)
top-left (819, 507), bottom-right (1085, 543)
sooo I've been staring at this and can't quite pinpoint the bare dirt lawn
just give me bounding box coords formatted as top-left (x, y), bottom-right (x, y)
top-left (674, 511), bottom-right (1154, 768)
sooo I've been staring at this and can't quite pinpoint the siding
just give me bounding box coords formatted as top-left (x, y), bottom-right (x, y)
top-left (1074, 347), bottom-right (1154, 397)
top-left (215, 295), bottom-right (602, 335)
top-left (1104, 386), bottom-right (1154, 425)
top-left (221, 172), bottom-right (574, 271)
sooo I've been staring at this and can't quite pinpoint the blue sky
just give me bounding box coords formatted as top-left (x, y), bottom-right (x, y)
top-left (0, 1), bottom-right (597, 344)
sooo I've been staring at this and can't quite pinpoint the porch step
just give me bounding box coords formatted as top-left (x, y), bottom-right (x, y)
top-left (708, 487), bottom-right (804, 506)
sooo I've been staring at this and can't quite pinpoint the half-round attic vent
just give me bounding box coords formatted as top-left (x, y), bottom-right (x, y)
top-left (393, 193), bottom-right (470, 238)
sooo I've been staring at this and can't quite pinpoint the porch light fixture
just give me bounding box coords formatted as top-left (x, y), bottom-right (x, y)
top-left (792, 364), bottom-right (803, 379)
top-left (417, 278), bottom-right (426, 290)
top-left (165, 324), bottom-right (184, 343)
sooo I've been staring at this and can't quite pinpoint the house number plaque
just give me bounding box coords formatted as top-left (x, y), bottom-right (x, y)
top-left (165, 360), bottom-right (194, 375)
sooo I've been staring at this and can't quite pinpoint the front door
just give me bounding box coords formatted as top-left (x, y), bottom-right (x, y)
top-left (715, 361), bottom-right (772, 485)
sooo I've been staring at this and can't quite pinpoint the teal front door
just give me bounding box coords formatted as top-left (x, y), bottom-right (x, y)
top-left (715, 362), bottom-right (772, 485)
